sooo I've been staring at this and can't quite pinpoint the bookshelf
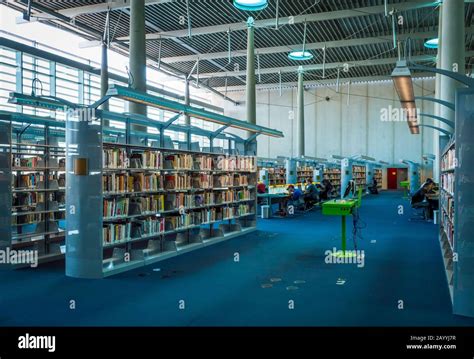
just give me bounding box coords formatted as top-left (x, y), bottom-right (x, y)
top-left (439, 139), bottom-right (455, 301)
top-left (352, 165), bottom-right (366, 192)
top-left (267, 166), bottom-right (286, 186)
top-left (374, 168), bottom-right (383, 189)
top-left (0, 118), bottom-right (66, 267)
top-left (297, 165), bottom-right (314, 184)
top-left (323, 167), bottom-right (341, 196)
top-left (257, 163), bottom-right (286, 186)
top-left (66, 119), bottom-right (258, 278)
top-left (436, 88), bottom-right (474, 318)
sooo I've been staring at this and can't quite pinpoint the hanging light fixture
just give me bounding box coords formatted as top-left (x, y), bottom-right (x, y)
top-left (288, 20), bottom-right (313, 61)
top-left (391, 60), bottom-right (419, 134)
top-left (233, 0), bottom-right (268, 11)
top-left (288, 50), bottom-right (313, 61)
top-left (424, 38), bottom-right (439, 49)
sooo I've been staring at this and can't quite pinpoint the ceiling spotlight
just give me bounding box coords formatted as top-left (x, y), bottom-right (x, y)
top-left (424, 38), bottom-right (439, 49)
top-left (288, 50), bottom-right (313, 61)
top-left (233, 0), bottom-right (268, 11)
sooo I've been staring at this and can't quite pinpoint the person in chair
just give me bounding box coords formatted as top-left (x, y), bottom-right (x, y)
top-left (411, 178), bottom-right (436, 219)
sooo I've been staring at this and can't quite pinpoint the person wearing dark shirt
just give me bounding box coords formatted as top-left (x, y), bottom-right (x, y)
top-left (304, 179), bottom-right (319, 208)
top-left (369, 177), bottom-right (378, 194)
top-left (411, 178), bottom-right (436, 218)
top-left (318, 176), bottom-right (333, 200)
top-left (289, 185), bottom-right (303, 201)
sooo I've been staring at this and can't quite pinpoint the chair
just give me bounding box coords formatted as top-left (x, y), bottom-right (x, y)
top-left (410, 200), bottom-right (430, 221)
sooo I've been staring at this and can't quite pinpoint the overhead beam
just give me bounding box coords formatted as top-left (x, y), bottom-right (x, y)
top-left (54, 0), bottom-right (175, 18)
top-left (10, 0), bottom-right (237, 105)
top-left (121, 8), bottom-right (246, 87)
top-left (197, 54), bottom-right (445, 79)
top-left (216, 73), bottom-right (436, 92)
top-left (162, 26), bottom-right (474, 64)
top-left (117, 0), bottom-right (438, 40)
top-left (0, 36), bottom-right (224, 112)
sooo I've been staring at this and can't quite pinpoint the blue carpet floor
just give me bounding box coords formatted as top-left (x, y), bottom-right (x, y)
top-left (1, 191), bottom-right (473, 326)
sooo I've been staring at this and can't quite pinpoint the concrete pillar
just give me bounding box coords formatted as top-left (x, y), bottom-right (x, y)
top-left (129, 0), bottom-right (147, 117)
top-left (297, 67), bottom-right (305, 157)
top-left (100, 43), bottom-right (109, 111)
top-left (246, 17), bottom-right (256, 138)
top-left (184, 78), bottom-right (191, 149)
top-left (439, 0), bottom-right (464, 129)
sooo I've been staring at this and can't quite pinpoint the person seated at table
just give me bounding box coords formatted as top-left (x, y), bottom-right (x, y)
top-left (368, 177), bottom-right (378, 194)
top-left (289, 184), bottom-right (303, 201)
top-left (257, 182), bottom-right (267, 194)
top-left (304, 179), bottom-right (319, 208)
top-left (411, 178), bottom-right (436, 219)
top-left (277, 185), bottom-right (302, 216)
top-left (318, 175), bottom-right (333, 201)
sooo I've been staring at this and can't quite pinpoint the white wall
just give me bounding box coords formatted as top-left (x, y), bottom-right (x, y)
top-left (211, 78), bottom-right (436, 178)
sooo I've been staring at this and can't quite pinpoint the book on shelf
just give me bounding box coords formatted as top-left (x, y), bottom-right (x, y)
top-left (441, 147), bottom-right (455, 171)
top-left (15, 173), bottom-right (45, 188)
top-left (138, 195), bottom-right (164, 213)
top-left (164, 193), bottom-right (195, 210)
top-left (192, 173), bottom-right (213, 189)
top-left (441, 173), bottom-right (455, 194)
top-left (237, 189), bottom-right (250, 200)
top-left (12, 156), bottom-right (43, 168)
top-left (132, 150), bottom-right (162, 169)
top-left (234, 174), bottom-right (249, 186)
top-left (164, 154), bottom-right (193, 170)
top-left (195, 155), bottom-right (213, 170)
top-left (164, 173), bottom-right (190, 190)
top-left (139, 217), bottom-right (165, 236)
top-left (214, 174), bottom-right (232, 187)
top-left (103, 198), bottom-right (129, 218)
top-left (103, 148), bottom-right (127, 169)
top-left (103, 223), bottom-right (131, 244)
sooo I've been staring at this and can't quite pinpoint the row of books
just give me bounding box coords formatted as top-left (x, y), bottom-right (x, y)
top-left (14, 174), bottom-right (44, 188)
top-left (103, 173), bottom-right (164, 193)
top-left (218, 156), bottom-right (256, 172)
top-left (13, 156), bottom-right (42, 168)
top-left (352, 166), bottom-right (366, 173)
top-left (103, 148), bottom-right (128, 169)
top-left (130, 151), bottom-right (162, 169)
top-left (441, 147), bottom-right (455, 171)
top-left (103, 198), bottom-right (129, 218)
top-left (140, 195), bottom-right (165, 213)
top-left (103, 223), bottom-right (132, 244)
top-left (267, 167), bottom-right (286, 185)
top-left (441, 208), bottom-right (454, 249)
top-left (164, 173), bottom-right (191, 190)
top-left (165, 193), bottom-right (196, 209)
top-left (141, 217), bottom-right (166, 236)
top-left (195, 155), bottom-right (213, 170)
top-left (441, 173), bottom-right (455, 194)
top-left (102, 204), bottom-right (255, 244)
top-left (164, 154), bottom-right (193, 170)
top-left (440, 191), bottom-right (454, 219)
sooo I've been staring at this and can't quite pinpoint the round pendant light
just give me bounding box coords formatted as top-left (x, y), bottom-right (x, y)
top-left (233, 0), bottom-right (268, 11)
top-left (424, 38), bottom-right (439, 49)
top-left (288, 50), bottom-right (314, 61)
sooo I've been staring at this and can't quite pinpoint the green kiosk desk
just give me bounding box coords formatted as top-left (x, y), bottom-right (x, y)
top-left (322, 199), bottom-right (357, 257)
top-left (400, 180), bottom-right (410, 199)
top-left (322, 187), bottom-right (362, 257)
